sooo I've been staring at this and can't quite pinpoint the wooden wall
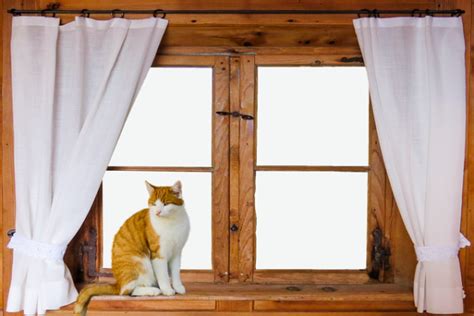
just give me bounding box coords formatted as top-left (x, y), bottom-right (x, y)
top-left (1, 0), bottom-right (474, 315)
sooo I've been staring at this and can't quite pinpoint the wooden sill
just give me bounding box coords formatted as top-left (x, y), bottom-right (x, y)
top-left (55, 283), bottom-right (415, 313)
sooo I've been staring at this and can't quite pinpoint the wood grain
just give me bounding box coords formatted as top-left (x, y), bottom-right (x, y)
top-left (39, 0), bottom-right (441, 12)
top-left (253, 300), bottom-right (415, 312)
top-left (216, 301), bottom-right (252, 311)
top-left (253, 270), bottom-right (370, 285)
top-left (106, 166), bottom-right (212, 172)
top-left (47, 312), bottom-right (448, 316)
top-left (256, 54), bottom-right (364, 66)
top-left (212, 56), bottom-right (230, 282)
top-left (256, 166), bottom-right (370, 172)
top-left (238, 56), bottom-right (255, 282)
top-left (228, 56), bottom-right (241, 282)
top-left (3, 0), bottom-right (472, 315)
top-left (88, 299), bottom-right (216, 311)
top-left (68, 282), bottom-right (414, 302)
top-left (0, 0), bottom-right (3, 309)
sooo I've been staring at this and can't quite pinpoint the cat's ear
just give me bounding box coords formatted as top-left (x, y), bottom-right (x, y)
top-left (145, 181), bottom-right (154, 195)
top-left (172, 180), bottom-right (182, 194)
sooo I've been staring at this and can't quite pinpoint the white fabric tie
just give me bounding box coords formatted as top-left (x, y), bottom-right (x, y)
top-left (415, 233), bottom-right (471, 262)
top-left (7, 233), bottom-right (67, 261)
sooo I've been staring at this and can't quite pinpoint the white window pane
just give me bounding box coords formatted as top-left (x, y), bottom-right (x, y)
top-left (102, 171), bottom-right (212, 269)
top-left (110, 68), bottom-right (212, 167)
top-left (256, 172), bottom-right (367, 269)
top-left (257, 67), bottom-right (369, 166)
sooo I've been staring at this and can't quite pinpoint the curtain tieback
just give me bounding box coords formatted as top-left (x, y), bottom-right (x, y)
top-left (7, 233), bottom-right (67, 261)
top-left (415, 233), bottom-right (471, 262)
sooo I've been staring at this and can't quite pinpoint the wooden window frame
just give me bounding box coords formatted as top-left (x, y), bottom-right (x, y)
top-left (65, 54), bottom-right (231, 285)
top-left (65, 53), bottom-right (416, 289)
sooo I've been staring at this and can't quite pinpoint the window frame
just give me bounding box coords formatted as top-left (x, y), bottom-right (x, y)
top-left (65, 54), bottom-right (231, 285)
top-left (65, 53), bottom-right (415, 287)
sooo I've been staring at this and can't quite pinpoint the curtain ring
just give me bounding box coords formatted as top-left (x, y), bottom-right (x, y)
top-left (81, 9), bottom-right (91, 18)
top-left (411, 9), bottom-right (421, 17)
top-left (153, 9), bottom-right (166, 18)
top-left (453, 9), bottom-right (463, 17)
top-left (369, 9), bottom-right (380, 18)
top-left (111, 9), bottom-right (125, 18)
top-left (425, 9), bottom-right (433, 16)
top-left (357, 9), bottom-right (371, 18)
top-left (11, 9), bottom-right (21, 16)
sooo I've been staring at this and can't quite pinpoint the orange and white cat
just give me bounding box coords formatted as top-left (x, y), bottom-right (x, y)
top-left (74, 180), bottom-right (190, 316)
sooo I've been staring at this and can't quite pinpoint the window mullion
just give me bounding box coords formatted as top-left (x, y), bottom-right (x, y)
top-left (212, 56), bottom-right (231, 283)
top-left (237, 55), bottom-right (256, 283)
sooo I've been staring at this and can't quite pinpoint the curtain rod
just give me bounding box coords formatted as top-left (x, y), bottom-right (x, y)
top-left (7, 8), bottom-right (465, 18)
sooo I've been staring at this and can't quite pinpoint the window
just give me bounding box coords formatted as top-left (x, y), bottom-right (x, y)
top-left (256, 67), bottom-right (369, 270)
top-left (67, 54), bottom-right (411, 287)
top-left (102, 68), bottom-right (213, 270)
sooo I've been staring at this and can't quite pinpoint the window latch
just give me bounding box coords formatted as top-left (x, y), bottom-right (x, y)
top-left (368, 227), bottom-right (391, 280)
top-left (216, 111), bottom-right (254, 120)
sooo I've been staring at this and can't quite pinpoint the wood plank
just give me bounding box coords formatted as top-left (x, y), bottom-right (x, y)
top-left (0, 0), bottom-right (3, 309)
top-left (216, 300), bottom-right (252, 311)
top-left (153, 54), bottom-right (216, 66)
top-left (228, 56), bottom-right (241, 282)
top-left (238, 55), bottom-right (256, 283)
top-left (106, 166), bottom-right (212, 172)
top-left (47, 311), bottom-right (446, 316)
top-left (256, 166), bottom-right (370, 172)
top-left (256, 54), bottom-right (364, 66)
top-left (159, 46), bottom-right (362, 56)
top-left (40, 0), bottom-right (441, 12)
top-left (253, 270), bottom-right (370, 284)
top-left (88, 299), bottom-right (216, 311)
top-left (161, 25), bottom-right (360, 50)
top-left (212, 56), bottom-right (230, 282)
top-left (254, 300), bottom-right (415, 311)
top-left (63, 282), bottom-right (414, 302)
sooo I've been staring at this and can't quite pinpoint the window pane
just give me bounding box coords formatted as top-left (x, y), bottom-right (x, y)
top-left (257, 67), bottom-right (369, 166)
top-left (102, 171), bottom-right (212, 269)
top-left (110, 68), bottom-right (212, 167)
top-left (256, 171), bottom-right (367, 269)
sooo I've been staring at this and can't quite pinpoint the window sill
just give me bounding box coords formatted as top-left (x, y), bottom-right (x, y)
top-left (52, 283), bottom-right (415, 313)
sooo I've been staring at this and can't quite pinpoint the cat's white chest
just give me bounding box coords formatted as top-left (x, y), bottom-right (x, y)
top-left (149, 208), bottom-right (190, 259)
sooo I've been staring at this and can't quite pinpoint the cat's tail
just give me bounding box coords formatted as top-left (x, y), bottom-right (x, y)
top-left (74, 283), bottom-right (119, 316)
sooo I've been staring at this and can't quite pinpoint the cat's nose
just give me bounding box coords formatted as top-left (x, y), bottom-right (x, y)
top-left (156, 210), bottom-right (162, 216)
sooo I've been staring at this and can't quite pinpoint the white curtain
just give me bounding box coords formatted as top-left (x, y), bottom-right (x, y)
top-left (8, 16), bottom-right (167, 315)
top-left (354, 17), bottom-right (468, 314)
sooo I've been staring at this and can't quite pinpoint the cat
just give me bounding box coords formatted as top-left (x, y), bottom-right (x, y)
top-left (74, 180), bottom-right (190, 316)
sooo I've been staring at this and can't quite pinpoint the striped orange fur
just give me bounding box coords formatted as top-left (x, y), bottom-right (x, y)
top-left (74, 180), bottom-right (189, 315)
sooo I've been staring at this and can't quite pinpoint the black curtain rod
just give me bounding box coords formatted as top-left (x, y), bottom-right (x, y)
top-left (7, 8), bottom-right (465, 18)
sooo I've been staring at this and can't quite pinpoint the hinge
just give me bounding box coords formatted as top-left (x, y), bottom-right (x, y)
top-left (79, 227), bottom-right (100, 281)
top-left (368, 227), bottom-right (391, 280)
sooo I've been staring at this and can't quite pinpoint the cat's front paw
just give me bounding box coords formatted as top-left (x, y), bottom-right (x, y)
top-left (173, 284), bottom-right (186, 294)
top-left (161, 287), bottom-right (176, 296)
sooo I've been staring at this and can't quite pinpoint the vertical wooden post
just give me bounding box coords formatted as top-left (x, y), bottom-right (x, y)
top-left (228, 56), bottom-right (241, 282)
top-left (212, 56), bottom-right (231, 282)
top-left (238, 55), bottom-right (256, 282)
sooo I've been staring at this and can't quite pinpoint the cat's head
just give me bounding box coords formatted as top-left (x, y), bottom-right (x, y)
top-left (145, 180), bottom-right (184, 217)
